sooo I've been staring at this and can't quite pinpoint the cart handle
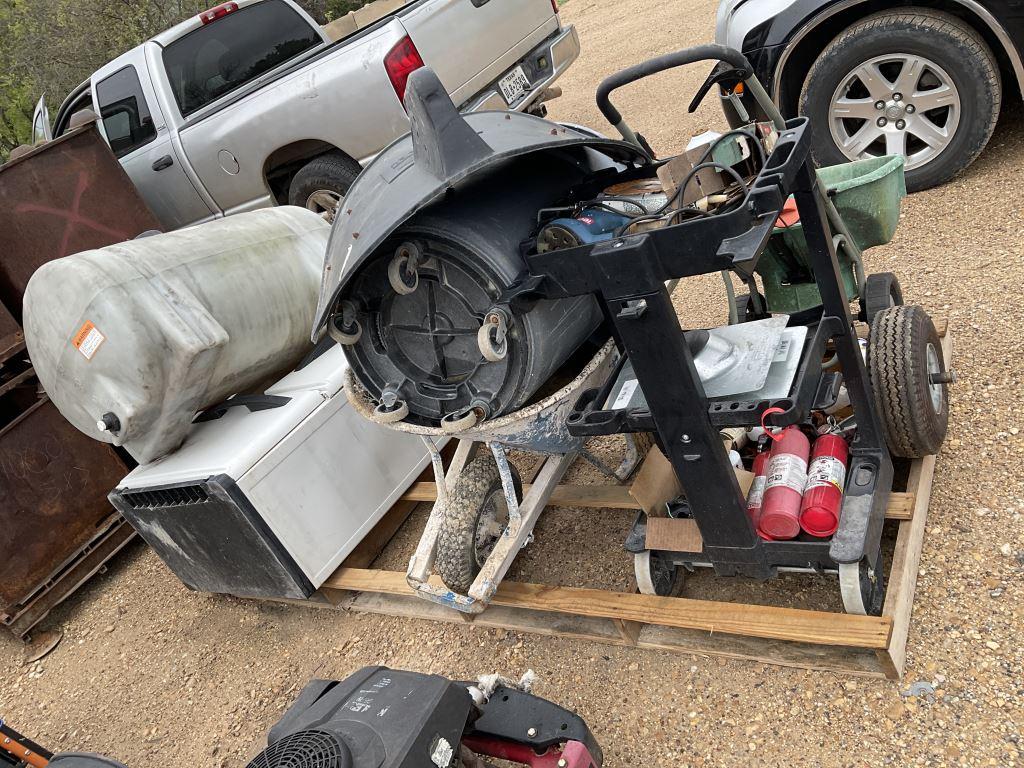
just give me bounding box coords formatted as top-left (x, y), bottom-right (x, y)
top-left (595, 44), bottom-right (786, 148)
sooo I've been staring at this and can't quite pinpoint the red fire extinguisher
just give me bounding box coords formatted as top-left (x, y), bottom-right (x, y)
top-left (758, 409), bottom-right (810, 541)
top-left (800, 433), bottom-right (849, 537)
top-left (746, 443), bottom-right (769, 530)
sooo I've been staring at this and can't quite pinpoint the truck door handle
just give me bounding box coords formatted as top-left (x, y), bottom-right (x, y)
top-left (152, 155), bottom-right (174, 171)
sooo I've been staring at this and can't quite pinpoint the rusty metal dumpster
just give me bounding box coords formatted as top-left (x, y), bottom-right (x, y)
top-left (0, 397), bottom-right (134, 636)
top-left (0, 123), bottom-right (161, 321)
top-left (0, 122), bottom-right (157, 638)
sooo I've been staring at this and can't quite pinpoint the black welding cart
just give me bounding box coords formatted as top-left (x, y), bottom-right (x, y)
top-left (509, 45), bottom-right (950, 615)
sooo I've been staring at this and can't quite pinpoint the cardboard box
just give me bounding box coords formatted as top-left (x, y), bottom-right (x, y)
top-left (352, 0), bottom-right (407, 27)
top-left (632, 443), bottom-right (756, 553)
top-left (322, 0), bottom-right (407, 41)
top-left (656, 130), bottom-right (760, 204)
top-left (322, 15), bottom-right (358, 40)
top-left (628, 443), bottom-right (755, 518)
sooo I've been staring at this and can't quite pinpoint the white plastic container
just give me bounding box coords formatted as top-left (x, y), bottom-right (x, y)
top-left (23, 206), bottom-right (330, 463)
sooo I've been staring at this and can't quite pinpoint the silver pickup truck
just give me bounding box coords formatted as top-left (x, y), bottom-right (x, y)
top-left (33, 0), bottom-right (579, 230)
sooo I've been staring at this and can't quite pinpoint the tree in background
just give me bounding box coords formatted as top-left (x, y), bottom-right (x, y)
top-left (0, 0), bottom-right (370, 158)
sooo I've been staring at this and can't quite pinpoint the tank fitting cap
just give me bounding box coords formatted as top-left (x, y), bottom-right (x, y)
top-left (97, 412), bottom-right (121, 434)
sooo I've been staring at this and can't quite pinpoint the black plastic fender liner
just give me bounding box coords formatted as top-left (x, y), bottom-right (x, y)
top-left (311, 67), bottom-right (649, 339)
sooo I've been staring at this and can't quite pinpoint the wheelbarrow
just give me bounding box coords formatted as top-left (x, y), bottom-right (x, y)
top-left (342, 339), bottom-right (638, 613)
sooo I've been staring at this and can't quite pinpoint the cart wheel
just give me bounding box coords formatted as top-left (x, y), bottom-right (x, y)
top-left (839, 560), bottom-right (884, 615)
top-left (477, 322), bottom-right (508, 362)
top-left (372, 399), bottom-right (409, 424)
top-left (328, 315), bottom-right (362, 346)
top-left (436, 457), bottom-right (523, 593)
top-left (634, 550), bottom-right (683, 596)
top-left (868, 305), bottom-right (949, 458)
top-left (859, 272), bottom-right (903, 325)
top-left (388, 244), bottom-right (420, 295)
top-left (441, 407), bottom-right (480, 433)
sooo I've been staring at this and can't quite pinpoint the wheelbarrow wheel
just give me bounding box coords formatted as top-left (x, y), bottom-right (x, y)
top-left (867, 305), bottom-right (949, 458)
top-left (436, 457), bottom-right (523, 594)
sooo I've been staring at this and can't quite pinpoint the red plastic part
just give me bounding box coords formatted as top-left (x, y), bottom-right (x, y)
top-left (775, 197), bottom-right (800, 228)
top-left (799, 434), bottom-right (849, 537)
top-left (746, 450), bottom-right (769, 530)
top-left (461, 737), bottom-right (599, 767)
top-left (198, 2), bottom-right (238, 24)
top-left (384, 35), bottom-right (425, 105)
top-left (758, 426), bottom-right (810, 540)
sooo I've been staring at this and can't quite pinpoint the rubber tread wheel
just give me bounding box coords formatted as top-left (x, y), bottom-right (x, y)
top-left (287, 152), bottom-right (361, 214)
top-left (436, 457), bottom-right (522, 593)
top-left (634, 549), bottom-right (684, 597)
top-left (867, 305), bottom-right (948, 457)
top-left (800, 9), bottom-right (1001, 191)
top-left (859, 272), bottom-right (903, 324)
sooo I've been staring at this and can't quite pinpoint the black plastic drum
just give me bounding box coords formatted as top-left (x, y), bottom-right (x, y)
top-left (339, 155), bottom-right (604, 426)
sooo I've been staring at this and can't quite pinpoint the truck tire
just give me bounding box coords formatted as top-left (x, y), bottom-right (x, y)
top-left (287, 152), bottom-right (361, 221)
top-left (800, 9), bottom-right (1001, 191)
top-left (435, 457), bottom-right (522, 594)
top-left (867, 305), bottom-right (949, 458)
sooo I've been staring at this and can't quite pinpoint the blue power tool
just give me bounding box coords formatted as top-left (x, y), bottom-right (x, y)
top-left (536, 207), bottom-right (634, 252)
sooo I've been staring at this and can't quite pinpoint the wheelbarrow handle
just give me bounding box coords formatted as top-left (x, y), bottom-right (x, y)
top-left (595, 44), bottom-right (786, 147)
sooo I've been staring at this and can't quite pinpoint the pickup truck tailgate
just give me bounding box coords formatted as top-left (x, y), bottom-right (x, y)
top-left (401, 0), bottom-right (559, 104)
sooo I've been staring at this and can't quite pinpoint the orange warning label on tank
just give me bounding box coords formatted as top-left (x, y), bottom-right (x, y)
top-left (72, 320), bottom-right (105, 360)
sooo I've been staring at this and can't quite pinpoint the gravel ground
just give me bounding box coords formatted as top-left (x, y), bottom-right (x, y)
top-left (2, 0), bottom-right (1023, 765)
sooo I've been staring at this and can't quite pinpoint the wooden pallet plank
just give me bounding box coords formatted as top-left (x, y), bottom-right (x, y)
top-left (339, 497), bottom-right (421, 570)
top-left (346, 590), bottom-right (628, 646)
top-left (877, 454), bottom-right (937, 678)
top-left (324, 568), bottom-right (892, 649)
top-left (645, 492), bottom-right (915, 551)
top-left (857, 316), bottom-right (947, 339)
top-left (401, 482), bottom-right (915, 520)
top-left (637, 624), bottom-right (889, 678)
top-left (877, 328), bottom-right (950, 678)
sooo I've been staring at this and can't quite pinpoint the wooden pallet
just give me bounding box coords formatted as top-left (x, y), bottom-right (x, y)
top-left (303, 329), bottom-right (949, 679)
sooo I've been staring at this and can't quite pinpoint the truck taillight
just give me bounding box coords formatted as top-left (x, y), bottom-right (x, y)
top-left (551, 0), bottom-right (559, 12)
top-left (384, 35), bottom-right (424, 106)
top-left (199, 1), bottom-right (238, 24)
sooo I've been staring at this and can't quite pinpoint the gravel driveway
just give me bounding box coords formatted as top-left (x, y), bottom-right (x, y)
top-left (1, 0), bottom-right (1022, 765)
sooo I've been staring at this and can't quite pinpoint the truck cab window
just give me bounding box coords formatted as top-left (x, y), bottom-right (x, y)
top-left (163, 0), bottom-right (322, 117)
top-left (96, 66), bottom-right (157, 157)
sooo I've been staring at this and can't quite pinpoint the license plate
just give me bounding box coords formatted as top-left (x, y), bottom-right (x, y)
top-left (498, 66), bottom-right (531, 106)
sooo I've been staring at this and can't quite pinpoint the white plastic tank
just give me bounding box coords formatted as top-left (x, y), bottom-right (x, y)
top-left (24, 206), bottom-right (330, 463)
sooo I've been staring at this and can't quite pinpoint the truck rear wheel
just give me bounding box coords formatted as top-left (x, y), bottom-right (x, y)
top-left (288, 152), bottom-right (361, 222)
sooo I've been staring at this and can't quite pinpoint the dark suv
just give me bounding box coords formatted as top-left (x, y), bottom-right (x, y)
top-left (716, 0), bottom-right (1023, 190)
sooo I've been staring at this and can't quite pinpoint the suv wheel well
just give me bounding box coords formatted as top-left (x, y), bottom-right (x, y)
top-left (778, 1), bottom-right (1018, 116)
